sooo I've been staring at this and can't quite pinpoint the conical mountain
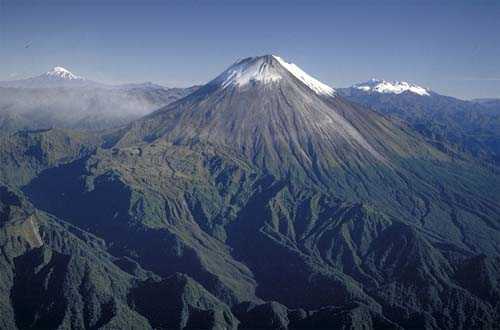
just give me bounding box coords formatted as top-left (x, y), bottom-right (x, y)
top-left (11, 55), bottom-right (500, 328)
top-left (116, 55), bottom-right (437, 184)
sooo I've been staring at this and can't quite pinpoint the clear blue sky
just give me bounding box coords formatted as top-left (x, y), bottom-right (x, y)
top-left (1, 0), bottom-right (499, 99)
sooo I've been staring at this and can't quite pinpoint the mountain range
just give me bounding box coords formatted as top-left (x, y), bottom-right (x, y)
top-left (338, 79), bottom-right (500, 165)
top-left (1, 55), bottom-right (499, 329)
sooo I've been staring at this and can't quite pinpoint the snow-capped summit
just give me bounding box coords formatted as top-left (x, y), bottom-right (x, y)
top-left (212, 55), bottom-right (335, 97)
top-left (215, 56), bottom-right (282, 88)
top-left (44, 66), bottom-right (83, 80)
top-left (353, 79), bottom-right (430, 96)
top-left (0, 66), bottom-right (94, 88)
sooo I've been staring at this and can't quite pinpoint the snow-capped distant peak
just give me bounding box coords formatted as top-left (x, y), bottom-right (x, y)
top-left (45, 66), bottom-right (83, 80)
top-left (273, 55), bottom-right (335, 96)
top-left (354, 78), bottom-right (430, 96)
top-left (213, 55), bottom-right (335, 97)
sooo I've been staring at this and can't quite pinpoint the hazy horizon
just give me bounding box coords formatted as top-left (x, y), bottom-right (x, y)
top-left (1, 0), bottom-right (499, 99)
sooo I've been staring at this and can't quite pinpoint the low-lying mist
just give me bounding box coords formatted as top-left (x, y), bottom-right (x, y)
top-left (0, 85), bottom-right (194, 131)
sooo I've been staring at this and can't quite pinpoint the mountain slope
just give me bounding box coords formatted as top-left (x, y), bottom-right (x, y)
top-left (0, 183), bottom-right (242, 330)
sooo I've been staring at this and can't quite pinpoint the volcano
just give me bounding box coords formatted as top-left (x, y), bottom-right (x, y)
top-left (117, 56), bottom-right (437, 182)
top-left (4, 55), bottom-right (500, 329)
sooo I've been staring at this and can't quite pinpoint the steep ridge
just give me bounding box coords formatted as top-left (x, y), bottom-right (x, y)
top-left (0, 185), bottom-right (149, 329)
top-left (4, 55), bottom-right (500, 328)
top-left (0, 185), bottom-right (241, 329)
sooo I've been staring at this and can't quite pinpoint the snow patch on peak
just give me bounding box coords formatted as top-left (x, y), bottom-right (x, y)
top-left (213, 55), bottom-right (335, 97)
top-left (354, 79), bottom-right (430, 96)
top-left (215, 56), bottom-right (282, 89)
top-left (51, 66), bottom-right (70, 73)
top-left (273, 55), bottom-right (335, 96)
top-left (45, 66), bottom-right (83, 80)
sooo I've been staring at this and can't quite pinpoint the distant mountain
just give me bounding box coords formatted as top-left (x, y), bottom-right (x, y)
top-left (0, 66), bottom-right (99, 89)
top-left (3, 55), bottom-right (498, 329)
top-left (338, 80), bottom-right (500, 164)
top-left (0, 67), bottom-right (198, 131)
top-left (352, 78), bottom-right (431, 96)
